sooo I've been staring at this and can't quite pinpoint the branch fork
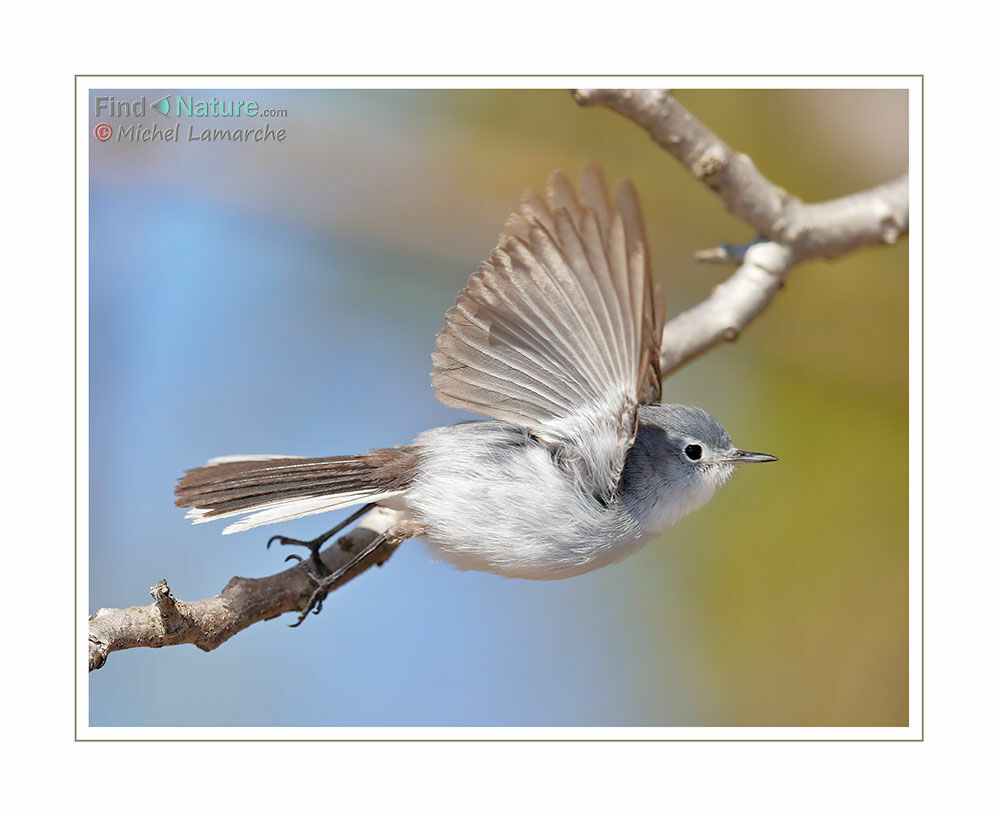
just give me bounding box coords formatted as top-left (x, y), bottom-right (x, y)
top-left (573, 89), bottom-right (907, 374)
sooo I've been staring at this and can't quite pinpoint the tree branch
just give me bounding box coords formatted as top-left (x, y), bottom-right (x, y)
top-left (90, 91), bottom-right (909, 670)
top-left (571, 88), bottom-right (909, 375)
top-left (659, 239), bottom-right (796, 375)
top-left (88, 507), bottom-right (402, 671)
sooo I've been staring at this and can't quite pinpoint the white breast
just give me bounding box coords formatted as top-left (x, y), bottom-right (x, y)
top-left (404, 424), bottom-right (647, 580)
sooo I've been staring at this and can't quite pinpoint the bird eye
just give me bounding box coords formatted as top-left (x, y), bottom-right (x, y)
top-left (684, 444), bottom-right (702, 461)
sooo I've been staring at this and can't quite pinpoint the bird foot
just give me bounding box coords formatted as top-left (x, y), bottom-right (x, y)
top-left (265, 502), bottom-right (378, 576)
top-left (288, 530), bottom-right (390, 627)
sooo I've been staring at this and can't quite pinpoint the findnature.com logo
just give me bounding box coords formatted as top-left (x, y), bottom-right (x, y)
top-left (93, 94), bottom-right (289, 143)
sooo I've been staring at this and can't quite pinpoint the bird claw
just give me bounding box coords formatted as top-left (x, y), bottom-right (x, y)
top-left (285, 530), bottom-right (390, 627)
top-left (265, 503), bottom-right (379, 580)
top-left (262, 505), bottom-right (387, 628)
top-left (265, 532), bottom-right (329, 575)
top-left (288, 573), bottom-right (335, 627)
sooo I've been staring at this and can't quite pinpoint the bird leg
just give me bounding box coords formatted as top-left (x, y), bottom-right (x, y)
top-left (266, 503), bottom-right (377, 575)
top-left (290, 519), bottom-right (427, 627)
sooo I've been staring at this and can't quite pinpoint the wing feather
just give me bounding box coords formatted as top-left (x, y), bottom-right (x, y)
top-left (431, 163), bottom-right (665, 500)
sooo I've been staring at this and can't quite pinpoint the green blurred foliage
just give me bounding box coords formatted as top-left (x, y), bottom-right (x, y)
top-left (428, 89), bottom-right (909, 725)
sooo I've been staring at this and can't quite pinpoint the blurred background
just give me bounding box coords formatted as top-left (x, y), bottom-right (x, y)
top-left (88, 88), bottom-right (909, 727)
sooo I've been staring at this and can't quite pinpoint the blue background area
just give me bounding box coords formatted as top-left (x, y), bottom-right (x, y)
top-left (88, 89), bottom-right (909, 726)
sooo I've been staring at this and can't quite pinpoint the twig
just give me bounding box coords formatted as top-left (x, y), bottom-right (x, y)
top-left (661, 240), bottom-right (795, 375)
top-left (693, 237), bottom-right (768, 265)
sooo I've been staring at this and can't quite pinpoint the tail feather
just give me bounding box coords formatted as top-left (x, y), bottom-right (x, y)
top-left (175, 446), bottom-right (417, 534)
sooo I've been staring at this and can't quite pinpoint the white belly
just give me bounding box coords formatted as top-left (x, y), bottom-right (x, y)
top-left (404, 423), bottom-right (648, 580)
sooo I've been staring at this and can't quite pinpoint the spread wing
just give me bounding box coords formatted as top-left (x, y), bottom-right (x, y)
top-left (431, 163), bottom-right (665, 501)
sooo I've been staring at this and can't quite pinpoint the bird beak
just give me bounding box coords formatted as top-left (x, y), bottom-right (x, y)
top-left (724, 449), bottom-right (779, 464)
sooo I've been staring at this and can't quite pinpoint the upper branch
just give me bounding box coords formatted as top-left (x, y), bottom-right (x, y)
top-left (572, 89), bottom-right (908, 261)
top-left (572, 88), bottom-right (909, 374)
top-left (788, 175), bottom-right (908, 261)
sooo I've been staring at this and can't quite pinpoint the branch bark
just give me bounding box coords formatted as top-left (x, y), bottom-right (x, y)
top-left (571, 89), bottom-right (909, 375)
top-left (88, 507), bottom-right (401, 671)
top-left (90, 90), bottom-right (909, 670)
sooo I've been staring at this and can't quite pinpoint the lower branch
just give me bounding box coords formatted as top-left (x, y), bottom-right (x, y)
top-left (88, 507), bottom-right (402, 671)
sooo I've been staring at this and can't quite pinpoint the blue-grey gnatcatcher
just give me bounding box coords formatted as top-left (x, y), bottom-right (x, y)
top-left (176, 164), bottom-right (777, 623)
